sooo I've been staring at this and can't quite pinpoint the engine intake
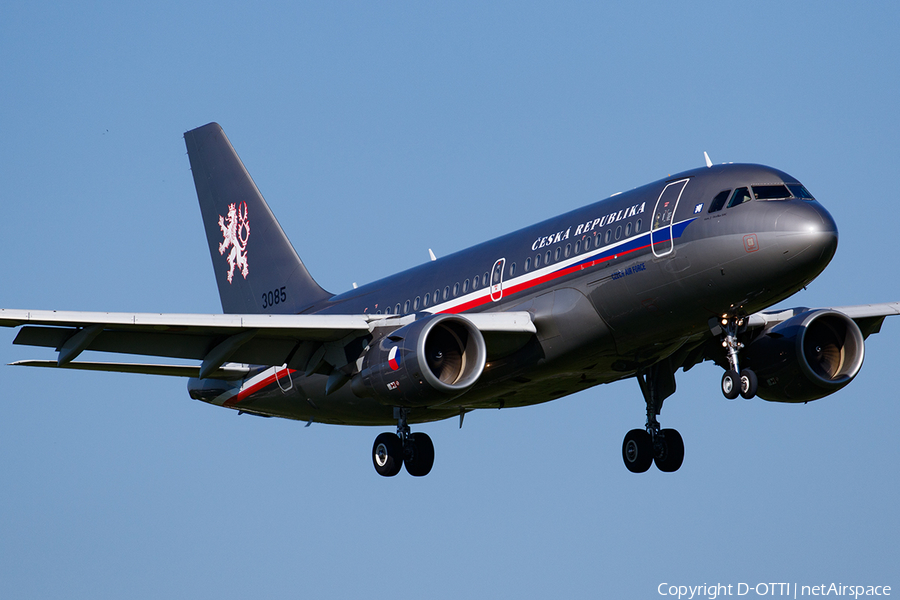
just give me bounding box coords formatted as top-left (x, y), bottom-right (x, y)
top-left (351, 313), bottom-right (487, 407)
top-left (743, 309), bottom-right (865, 403)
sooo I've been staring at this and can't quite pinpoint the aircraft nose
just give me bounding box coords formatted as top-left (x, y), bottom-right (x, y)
top-left (775, 200), bottom-right (839, 271)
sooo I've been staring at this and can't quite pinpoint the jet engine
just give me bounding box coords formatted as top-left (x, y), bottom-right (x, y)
top-left (742, 309), bottom-right (865, 403)
top-left (351, 313), bottom-right (487, 407)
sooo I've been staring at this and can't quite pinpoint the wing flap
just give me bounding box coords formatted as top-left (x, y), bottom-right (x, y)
top-left (15, 327), bottom-right (220, 360)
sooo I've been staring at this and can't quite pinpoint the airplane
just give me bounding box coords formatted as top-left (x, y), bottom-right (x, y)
top-left (3, 122), bottom-right (898, 477)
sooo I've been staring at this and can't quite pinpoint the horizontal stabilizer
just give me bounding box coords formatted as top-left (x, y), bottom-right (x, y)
top-left (10, 360), bottom-right (250, 380)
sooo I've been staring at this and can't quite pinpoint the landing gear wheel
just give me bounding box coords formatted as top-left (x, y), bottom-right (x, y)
top-left (404, 432), bottom-right (435, 477)
top-left (721, 370), bottom-right (740, 400)
top-left (739, 369), bottom-right (758, 400)
top-left (622, 429), bottom-right (653, 473)
top-left (372, 432), bottom-right (403, 477)
top-left (654, 428), bottom-right (684, 472)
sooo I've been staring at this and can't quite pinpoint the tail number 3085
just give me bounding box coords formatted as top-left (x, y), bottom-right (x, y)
top-left (262, 287), bottom-right (287, 309)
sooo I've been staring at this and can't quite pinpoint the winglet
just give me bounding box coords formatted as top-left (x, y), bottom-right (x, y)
top-left (704, 152), bottom-right (713, 168)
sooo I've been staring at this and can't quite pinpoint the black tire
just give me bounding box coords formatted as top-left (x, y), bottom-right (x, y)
top-left (372, 432), bottom-right (403, 477)
top-left (654, 428), bottom-right (684, 472)
top-left (739, 369), bottom-right (758, 400)
top-left (404, 432), bottom-right (435, 477)
top-left (622, 429), bottom-right (653, 473)
top-left (721, 370), bottom-right (740, 400)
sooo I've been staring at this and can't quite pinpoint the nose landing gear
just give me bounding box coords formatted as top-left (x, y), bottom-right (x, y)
top-left (372, 408), bottom-right (435, 477)
top-left (719, 315), bottom-right (758, 400)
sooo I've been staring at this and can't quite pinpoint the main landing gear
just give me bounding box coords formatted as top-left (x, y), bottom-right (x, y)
top-left (372, 408), bottom-right (435, 477)
top-left (719, 315), bottom-right (757, 400)
top-left (622, 360), bottom-right (685, 473)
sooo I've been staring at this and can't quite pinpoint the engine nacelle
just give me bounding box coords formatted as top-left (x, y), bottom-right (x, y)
top-left (742, 309), bottom-right (865, 403)
top-left (351, 313), bottom-right (487, 407)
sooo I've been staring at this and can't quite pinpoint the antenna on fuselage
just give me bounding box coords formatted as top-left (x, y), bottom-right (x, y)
top-left (704, 152), bottom-right (713, 168)
top-left (428, 249), bottom-right (437, 261)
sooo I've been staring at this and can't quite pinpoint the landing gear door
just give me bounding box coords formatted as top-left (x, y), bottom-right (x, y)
top-left (650, 179), bottom-right (689, 258)
top-left (490, 258), bottom-right (506, 302)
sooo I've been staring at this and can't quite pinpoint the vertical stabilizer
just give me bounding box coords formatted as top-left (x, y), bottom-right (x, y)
top-left (184, 123), bottom-right (331, 314)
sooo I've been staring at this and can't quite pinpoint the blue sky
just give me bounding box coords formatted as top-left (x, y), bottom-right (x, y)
top-left (2, 2), bottom-right (898, 598)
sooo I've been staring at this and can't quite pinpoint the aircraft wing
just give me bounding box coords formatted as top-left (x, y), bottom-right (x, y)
top-left (745, 302), bottom-right (900, 338)
top-left (0, 309), bottom-right (536, 378)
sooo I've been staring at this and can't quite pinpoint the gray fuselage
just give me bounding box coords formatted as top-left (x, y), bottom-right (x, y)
top-left (189, 163), bottom-right (838, 425)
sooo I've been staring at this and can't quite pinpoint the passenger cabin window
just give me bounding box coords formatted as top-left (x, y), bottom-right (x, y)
top-left (509, 262), bottom-right (516, 277)
top-left (463, 279), bottom-right (470, 293)
top-left (545, 250), bottom-right (551, 264)
top-left (708, 189), bottom-right (731, 213)
top-left (604, 229), bottom-right (612, 244)
top-left (535, 253), bottom-right (542, 267)
top-left (726, 187), bottom-right (752, 209)
top-left (414, 296), bottom-right (420, 310)
top-left (443, 286), bottom-right (450, 300)
top-left (564, 243), bottom-right (571, 258)
top-left (453, 282), bottom-right (459, 297)
top-left (636, 219), bottom-right (642, 233)
top-left (473, 275), bottom-right (480, 288)
top-left (395, 303), bottom-right (401, 314)
top-left (424, 293), bottom-right (430, 307)
top-left (404, 300), bottom-right (410, 313)
top-left (574, 240), bottom-right (581, 254)
top-left (524, 257), bottom-right (532, 271)
top-left (625, 222), bottom-right (632, 236)
top-left (788, 184), bottom-right (815, 200)
top-left (554, 247), bottom-right (561, 261)
top-left (753, 185), bottom-right (791, 200)
top-left (615, 225), bottom-right (622, 240)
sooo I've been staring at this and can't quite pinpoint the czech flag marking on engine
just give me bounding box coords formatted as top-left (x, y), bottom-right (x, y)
top-left (388, 346), bottom-right (402, 371)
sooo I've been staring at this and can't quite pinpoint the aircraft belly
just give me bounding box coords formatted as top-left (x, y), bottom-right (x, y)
top-left (455, 354), bottom-right (630, 409)
top-left (188, 370), bottom-right (432, 426)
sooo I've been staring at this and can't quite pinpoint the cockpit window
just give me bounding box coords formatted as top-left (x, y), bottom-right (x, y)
top-left (753, 184), bottom-right (792, 200)
top-left (726, 187), bottom-right (752, 209)
top-left (787, 184), bottom-right (815, 200)
top-left (708, 189), bottom-right (730, 213)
